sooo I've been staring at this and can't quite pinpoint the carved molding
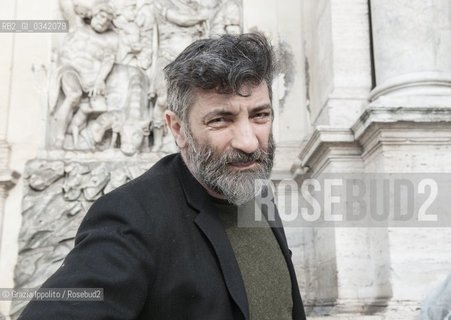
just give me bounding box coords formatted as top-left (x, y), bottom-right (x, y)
top-left (294, 107), bottom-right (451, 176)
top-left (293, 127), bottom-right (361, 176)
top-left (369, 72), bottom-right (451, 102)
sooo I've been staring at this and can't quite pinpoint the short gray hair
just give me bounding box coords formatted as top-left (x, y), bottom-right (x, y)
top-left (164, 33), bottom-right (275, 123)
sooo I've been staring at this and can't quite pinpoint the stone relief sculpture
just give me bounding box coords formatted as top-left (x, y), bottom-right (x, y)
top-left (59, 0), bottom-right (101, 31)
top-left (111, 0), bottom-right (155, 69)
top-left (49, 3), bottom-right (118, 148)
top-left (10, 160), bottom-right (152, 319)
top-left (11, 1), bottom-right (242, 317)
top-left (79, 64), bottom-right (151, 154)
top-left (47, 0), bottom-right (241, 155)
top-left (210, 0), bottom-right (241, 35)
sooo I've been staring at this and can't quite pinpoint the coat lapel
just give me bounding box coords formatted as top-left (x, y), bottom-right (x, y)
top-left (174, 155), bottom-right (249, 320)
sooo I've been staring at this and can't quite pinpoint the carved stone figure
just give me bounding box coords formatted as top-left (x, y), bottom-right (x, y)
top-left (59, 0), bottom-right (103, 31)
top-left (135, 0), bottom-right (157, 70)
top-left (49, 3), bottom-right (118, 148)
top-left (112, 0), bottom-right (142, 65)
top-left (150, 0), bottom-right (211, 151)
top-left (111, 0), bottom-right (155, 69)
top-left (78, 64), bottom-right (151, 155)
top-left (210, 0), bottom-right (242, 35)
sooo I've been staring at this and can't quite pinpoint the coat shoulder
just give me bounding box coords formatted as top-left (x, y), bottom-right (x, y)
top-left (81, 153), bottom-right (186, 232)
top-left (101, 153), bottom-right (182, 204)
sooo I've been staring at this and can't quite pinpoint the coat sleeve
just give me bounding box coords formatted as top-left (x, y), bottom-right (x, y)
top-left (19, 190), bottom-right (156, 320)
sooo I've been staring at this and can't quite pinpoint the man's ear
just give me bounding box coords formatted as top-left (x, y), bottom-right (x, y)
top-left (165, 110), bottom-right (187, 148)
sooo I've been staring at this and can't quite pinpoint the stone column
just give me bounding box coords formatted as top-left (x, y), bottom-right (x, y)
top-left (0, 0), bottom-right (20, 262)
top-left (302, 0), bottom-right (372, 128)
top-left (295, 0), bottom-right (387, 315)
top-left (367, 1), bottom-right (451, 315)
top-left (369, 0), bottom-right (451, 105)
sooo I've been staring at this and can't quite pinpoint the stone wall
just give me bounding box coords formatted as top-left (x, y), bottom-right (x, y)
top-left (292, 0), bottom-right (451, 318)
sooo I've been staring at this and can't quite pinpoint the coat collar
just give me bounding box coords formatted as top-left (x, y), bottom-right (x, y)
top-left (173, 154), bottom-right (250, 320)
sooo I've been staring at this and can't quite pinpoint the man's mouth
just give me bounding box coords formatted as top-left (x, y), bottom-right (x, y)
top-left (229, 161), bottom-right (257, 169)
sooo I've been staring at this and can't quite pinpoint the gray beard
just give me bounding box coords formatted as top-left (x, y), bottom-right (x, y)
top-left (184, 129), bottom-right (275, 205)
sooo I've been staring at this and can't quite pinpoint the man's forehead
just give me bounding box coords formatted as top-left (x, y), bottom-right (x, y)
top-left (192, 82), bottom-right (270, 106)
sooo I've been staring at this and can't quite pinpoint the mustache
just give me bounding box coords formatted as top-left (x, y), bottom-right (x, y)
top-left (219, 148), bottom-right (270, 164)
top-left (197, 135), bottom-right (275, 169)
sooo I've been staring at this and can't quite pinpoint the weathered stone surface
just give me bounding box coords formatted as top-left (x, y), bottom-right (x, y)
top-left (10, 159), bottom-right (153, 318)
top-left (370, 0), bottom-right (451, 103)
top-left (294, 106), bottom-right (451, 317)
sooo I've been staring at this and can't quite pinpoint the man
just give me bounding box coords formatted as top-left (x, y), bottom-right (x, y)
top-left (20, 33), bottom-right (306, 320)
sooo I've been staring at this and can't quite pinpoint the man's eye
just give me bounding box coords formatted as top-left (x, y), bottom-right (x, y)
top-left (207, 118), bottom-right (229, 126)
top-left (254, 112), bottom-right (271, 119)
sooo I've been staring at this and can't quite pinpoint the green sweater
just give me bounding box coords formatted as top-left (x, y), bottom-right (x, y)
top-left (212, 198), bottom-right (293, 320)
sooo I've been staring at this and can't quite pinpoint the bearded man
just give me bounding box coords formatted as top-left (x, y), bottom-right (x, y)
top-left (19, 33), bottom-right (306, 320)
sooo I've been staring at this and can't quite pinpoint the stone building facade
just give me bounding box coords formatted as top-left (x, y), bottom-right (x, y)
top-left (0, 0), bottom-right (450, 319)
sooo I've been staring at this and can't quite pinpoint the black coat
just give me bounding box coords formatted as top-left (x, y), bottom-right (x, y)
top-left (19, 153), bottom-right (306, 320)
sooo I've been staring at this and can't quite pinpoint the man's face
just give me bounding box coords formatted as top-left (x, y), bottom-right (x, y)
top-left (181, 82), bottom-right (275, 205)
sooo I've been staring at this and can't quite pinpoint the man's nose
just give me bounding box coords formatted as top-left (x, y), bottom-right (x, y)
top-left (230, 120), bottom-right (259, 154)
